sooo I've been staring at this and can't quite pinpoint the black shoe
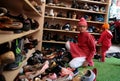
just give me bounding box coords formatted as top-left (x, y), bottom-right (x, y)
top-left (73, 68), bottom-right (79, 76)
top-left (0, 74), bottom-right (6, 81)
top-left (62, 23), bottom-right (71, 31)
top-left (0, 7), bottom-right (8, 16)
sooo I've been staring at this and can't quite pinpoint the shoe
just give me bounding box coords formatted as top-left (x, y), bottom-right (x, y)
top-left (0, 42), bottom-right (10, 55)
top-left (0, 16), bottom-right (13, 28)
top-left (48, 73), bottom-right (57, 80)
top-left (95, 15), bottom-right (104, 22)
top-left (49, 9), bottom-right (54, 17)
top-left (4, 54), bottom-right (25, 70)
top-left (67, 11), bottom-right (72, 18)
top-left (60, 67), bottom-right (74, 77)
top-left (0, 51), bottom-right (15, 65)
top-left (71, 0), bottom-right (79, 8)
top-left (29, 18), bottom-right (39, 30)
top-left (46, 0), bottom-right (53, 4)
top-left (62, 23), bottom-right (71, 31)
top-left (0, 7), bottom-right (7, 16)
top-left (73, 68), bottom-right (79, 76)
top-left (0, 30), bottom-right (14, 34)
top-left (81, 69), bottom-right (96, 81)
top-left (17, 14), bottom-right (31, 31)
top-left (113, 52), bottom-right (120, 59)
top-left (72, 74), bottom-right (81, 81)
top-left (3, 21), bottom-right (23, 29)
top-left (46, 65), bottom-right (62, 76)
top-left (57, 12), bottom-right (63, 17)
top-left (0, 74), bottom-right (6, 81)
top-left (94, 54), bottom-right (101, 59)
top-left (33, 61), bottom-right (49, 77)
top-left (34, 77), bottom-right (42, 81)
top-left (44, 21), bottom-right (49, 28)
top-left (55, 23), bottom-right (61, 29)
top-left (72, 12), bottom-right (77, 19)
top-left (55, 75), bottom-right (70, 81)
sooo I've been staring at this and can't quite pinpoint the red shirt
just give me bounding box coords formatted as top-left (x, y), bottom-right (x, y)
top-left (97, 30), bottom-right (113, 47)
top-left (70, 32), bottom-right (96, 62)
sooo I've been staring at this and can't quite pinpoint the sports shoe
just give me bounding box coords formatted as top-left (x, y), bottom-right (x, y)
top-left (81, 69), bottom-right (95, 81)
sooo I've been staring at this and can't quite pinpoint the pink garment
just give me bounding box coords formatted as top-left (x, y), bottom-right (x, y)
top-left (97, 30), bottom-right (113, 62)
top-left (70, 32), bottom-right (96, 66)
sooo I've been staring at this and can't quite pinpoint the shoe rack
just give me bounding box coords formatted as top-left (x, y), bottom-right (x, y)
top-left (42, 0), bottom-right (110, 49)
top-left (0, 0), bottom-right (45, 81)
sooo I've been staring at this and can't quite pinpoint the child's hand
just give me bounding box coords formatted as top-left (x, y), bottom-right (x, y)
top-left (95, 41), bottom-right (97, 45)
top-left (82, 61), bottom-right (89, 67)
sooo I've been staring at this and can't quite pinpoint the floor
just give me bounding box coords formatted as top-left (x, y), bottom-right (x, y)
top-left (106, 44), bottom-right (120, 53)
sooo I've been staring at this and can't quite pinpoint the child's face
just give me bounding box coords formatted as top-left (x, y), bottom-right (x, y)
top-left (77, 25), bottom-right (87, 32)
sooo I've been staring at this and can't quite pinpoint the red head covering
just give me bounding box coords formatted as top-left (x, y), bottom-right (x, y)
top-left (78, 17), bottom-right (87, 27)
top-left (102, 23), bottom-right (109, 29)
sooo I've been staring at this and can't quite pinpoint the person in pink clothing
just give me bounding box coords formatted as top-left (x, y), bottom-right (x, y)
top-left (65, 17), bottom-right (96, 69)
top-left (97, 23), bottom-right (113, 62)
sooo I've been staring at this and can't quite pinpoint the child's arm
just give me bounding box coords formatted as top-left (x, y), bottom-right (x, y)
top-left (86, 35), bottom-right (96, 64)
top-left (97, 32), bottom-right (105, 44)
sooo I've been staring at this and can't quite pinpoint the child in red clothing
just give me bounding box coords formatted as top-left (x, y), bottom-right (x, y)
top-left (97, 23), bottom-right (113, 62)
top-left (65, 17), bottom-right (96, 68)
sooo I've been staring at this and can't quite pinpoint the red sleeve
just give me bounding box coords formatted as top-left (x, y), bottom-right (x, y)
top-left (86, 35), bottom-right (96, 62)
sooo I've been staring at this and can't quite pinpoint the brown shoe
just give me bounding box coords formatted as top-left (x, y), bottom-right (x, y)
top-left (0, 51), bottom-right (15, 65)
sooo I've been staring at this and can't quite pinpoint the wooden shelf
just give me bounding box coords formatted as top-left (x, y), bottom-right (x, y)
top-left (45, 16), bottom-right (104, 24)
top-left (44, 28), bottom-right (100, 35)
top-left (3, 49), bottom-right (35, 81)
top-left (44, 28), bottom-right (79, 33)
top-left (43, 40), bottom-right (66, 44)
top-left (23, 0), bottom-right (42, 16)
top-left (0, 29), bottom-right (40, 44)
top-left (45, 16), bottom-right (79, 21)
top-left (77, 0), bottom-right (109, 5)
top-left (87, 21), bottom-right (104, 24)
top-left (46, 5), bottom-right (107, 15)
top-left (43, 40), bottom-right (102, 47)
top-left (0, 0), bottom-right (45, 80)
top-left (43, 0), bottom-right (109, 56)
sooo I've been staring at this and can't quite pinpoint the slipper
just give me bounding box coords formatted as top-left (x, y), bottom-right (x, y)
top-left (33, 61), bottom-right (49, 77)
